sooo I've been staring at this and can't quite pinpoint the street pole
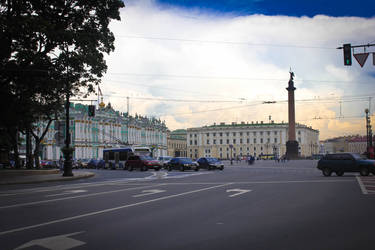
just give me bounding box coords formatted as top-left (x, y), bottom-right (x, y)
top-left (62, 88), bottom-right (73, 177)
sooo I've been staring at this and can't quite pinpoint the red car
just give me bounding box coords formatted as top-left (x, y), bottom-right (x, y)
top-left (125, 155), bottom-right (162, 171)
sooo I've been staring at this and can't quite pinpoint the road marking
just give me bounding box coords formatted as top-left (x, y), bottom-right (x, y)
top-left (0, 183), bottom-right (232, 236)
top-left (133, 189), bottom-right (166, 197)
top-left (0, 184), bottom-right (166, 210)
top-left (226, 189), bottom-right (252, 197)
top-left (45, 190), bottom-right (88, 197)
top-left (158, 179), bottom-right (355, 185)
top-left (15, 231), bottom-right (85, 250)
top-left (356, 176), bottom-right (368, 195)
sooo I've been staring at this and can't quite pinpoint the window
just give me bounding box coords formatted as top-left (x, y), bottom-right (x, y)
top-left (247, 138), bottom-right (249, 143)
top-left (219, 132), bottom-right (223, 136)
top-left (253, 132), bottom-right (256, 136)
top-left (190, 140), bottom-right (192, 145)
top-left (233, 132), bottom-right (236, 136)
top-left (240, 139), bottom-right (243, 144)
top-left (233, 139), bottom-right (236, 144)
top-left (220, 139), bottom-right (223, 144)
top-left (267, 131), bottom-right (270, 135)
top-left (267, 138), bottom-right (270, 143)
top-left (260, 131), bottom-right (263, 135)
top-left (247, 132), bottom-right (249, 136)
top-left (254, 147), bottom-right (256, 151)
top-left (274, 138), bottom-right (277, 143)
top-left (207, 133), bottom-right (210, 136)
top-left (194, 140), bottom-right (197, 145)
top-left (274, 131), bottom-right (277, 135)
top-left (213, 133), bottom-right (216, 136)
top-left (254, 138), bottom-right (257, 143)
top-left (240, 132), bottom-right (243, 136)
top-left (298, 138), bottom-right (301, 143)
top-left (226, 132), bottom-right (229, 136)
top-left (207, 139), bottom-right (210, 144)
top-left (227, 139), bottom-right (229, 144)
top-left (190, 134), bottom-right (192, 138)
top-left (194, 134), bottom-right (197, 137)
top-left (260, 138), bottom-right (263, 143)
top-left (213, 139), bottom-right (216, 144)
top-left (220, 148), bottom-right (222, 151)
top-left (298, 131), bottom-right (301, 135)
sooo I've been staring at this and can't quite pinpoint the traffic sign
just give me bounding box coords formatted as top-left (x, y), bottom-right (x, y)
top-left (353, 53), bottom-right (369, 67)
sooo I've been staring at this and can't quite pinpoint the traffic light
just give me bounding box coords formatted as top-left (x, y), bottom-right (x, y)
top-left (88, 105), bottom-right (95, 117)
top-left (343, 44), bottom-right (352, 66)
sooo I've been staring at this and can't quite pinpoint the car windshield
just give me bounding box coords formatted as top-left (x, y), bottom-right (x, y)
top-left (351, 153), bottom-right (367, 160)
top-left (207, 158), bottom-right (219, 163)
top-left (179, 158), bottom-right (193, 163)
top-left (141, 156), bottom-right (155, 160)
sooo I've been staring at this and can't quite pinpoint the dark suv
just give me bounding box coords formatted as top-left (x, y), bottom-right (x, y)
top-left (166, 157), bottom-right (199, 171)
top-left (125, 155), bottom-right (162, 171)
top-left (197, 157), bottom-right (224, 170)
top-left (317, 153), bottom-right (375, 176)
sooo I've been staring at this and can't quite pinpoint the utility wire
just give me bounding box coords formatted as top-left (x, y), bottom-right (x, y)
top-left (118, 35), bottom-right (336, 50)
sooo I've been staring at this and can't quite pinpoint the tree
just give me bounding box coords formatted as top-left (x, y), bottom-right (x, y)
top-left (0, 0), bottom-right (125, 166)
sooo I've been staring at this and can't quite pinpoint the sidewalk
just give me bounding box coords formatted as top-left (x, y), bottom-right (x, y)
top-left (0, 169), bottom-right (95, 185)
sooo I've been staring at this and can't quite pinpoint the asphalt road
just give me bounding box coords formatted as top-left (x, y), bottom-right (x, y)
top-left (1, 160), bottom-right (374, 250)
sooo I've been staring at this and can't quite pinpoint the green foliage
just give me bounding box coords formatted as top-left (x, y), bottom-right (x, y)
top-left (0, 0), bottom-right (125, 144)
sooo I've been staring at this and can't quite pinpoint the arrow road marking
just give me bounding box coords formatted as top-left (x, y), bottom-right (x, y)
top-left (226, 189), bottom-right (252, 197)
top-left (45, 190), bottom-right (88, 197)
top-left (15, 231), bottom-right (85, 250)
top-left (133, 189), bottom-right (166, 197)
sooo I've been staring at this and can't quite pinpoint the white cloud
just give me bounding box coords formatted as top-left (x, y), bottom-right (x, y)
top-left (97, 0), bottom-right (375, 139)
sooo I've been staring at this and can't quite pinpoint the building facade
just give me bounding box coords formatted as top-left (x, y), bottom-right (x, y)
top-left (187, 121), bottom-right (319, 159)
top-left (167, 129), bottom-right (187, 157)
top-left (39, 102), bottom-right (168, 160)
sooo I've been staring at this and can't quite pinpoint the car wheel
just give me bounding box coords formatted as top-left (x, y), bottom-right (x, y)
top-left (180, 165), bottom-right (185, 171)
top-left (128, 165), bottom-right (133, 171)
top-left (155, 167), bottom-right (160, 171)
top-left (336, 171), bottom-right (344, 176)
top-left (220, 166), bottom-right (224, 171)
top-left (195, 167), bottom-right (199, 171)
top-left (322, 168), bottom-right (332, 177)
top-left (168, 166), bottom-right (172, 171)
top-left (142, 165), bottom-right (148, 171)
top-left (360, 167), bottom-right (369, 176)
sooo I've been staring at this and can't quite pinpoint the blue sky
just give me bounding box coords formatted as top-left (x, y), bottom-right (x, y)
top-left (156, 0), bottom-right (374, 18)
top-left (101, 0), bottom-right (375, 139)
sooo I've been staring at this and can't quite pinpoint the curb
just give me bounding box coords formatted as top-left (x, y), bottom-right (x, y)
top-left (0, 172), bottom-right (95, 185)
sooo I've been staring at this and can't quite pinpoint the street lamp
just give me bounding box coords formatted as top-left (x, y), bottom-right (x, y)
top-left (229, 144), bottom-right (233, 165)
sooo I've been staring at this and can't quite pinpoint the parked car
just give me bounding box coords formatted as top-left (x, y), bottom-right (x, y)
top-left (158, 156), bottom-right (172, 168)
top-left (317, 152), bottom-right (375, 176)
top-left (197, 157), bottom-right (224, 170)
top-left (40, 160), bottom-right (58, 168)
top-left (125, 155), bottom-right (162, 171)
top-left (77, 159), bottom-right (90, 168)
top-left (166, 157), bottom-right (199, 171)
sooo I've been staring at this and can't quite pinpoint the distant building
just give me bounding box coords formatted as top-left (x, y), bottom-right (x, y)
top-left (167, 129), bottom-right (187, 157)
top-left (348, 135), bottom-right (374, 154)
top-left (187, 121), bottom-right (319, 159)
top-left (38, 101), bottom-right (168, 160)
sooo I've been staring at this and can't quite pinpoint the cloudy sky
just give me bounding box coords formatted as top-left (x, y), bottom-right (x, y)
top-left (95, 0), bottom-right (375, 140)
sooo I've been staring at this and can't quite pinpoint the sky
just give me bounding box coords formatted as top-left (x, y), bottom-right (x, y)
top-left (93, 0), bottom-right (375, 140)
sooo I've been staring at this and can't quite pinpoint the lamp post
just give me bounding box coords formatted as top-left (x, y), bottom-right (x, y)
top-left (229, 144), bottom-right (233, 165)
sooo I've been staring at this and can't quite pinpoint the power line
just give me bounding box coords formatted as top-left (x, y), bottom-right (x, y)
top-left (106, 72), bottom-right (374, 84)
top-left (118, 35), bottom-right (336, 50)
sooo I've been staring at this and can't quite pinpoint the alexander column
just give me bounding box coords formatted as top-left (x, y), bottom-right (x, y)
top-left (286, 71), bottom-right (299, 159)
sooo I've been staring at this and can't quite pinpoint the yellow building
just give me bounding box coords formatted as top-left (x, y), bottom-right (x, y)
top-left (187, 121), bottom-right (319, 159)
top-left (167, 129), bottom-right (187, 157)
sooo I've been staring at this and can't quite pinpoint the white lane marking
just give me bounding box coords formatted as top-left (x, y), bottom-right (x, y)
top-left (15, 231), bottom-right (85, 250)
top-left (0, 177), bottom-right (156, 196)
top-left (45, 190), bottom-right (88, 197)
top-left (356, 176), bottom-right (368, 195)
top-left (0, 184), bottom-right (166, 210)
top-left (157, 179), bottom-right (355, 185)
top-left (226, 189), bottom-right (252, 197)
top-left (0, 183), bottom-right (232, 236)
top-left (133, 189), bottom-right (166, 197)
